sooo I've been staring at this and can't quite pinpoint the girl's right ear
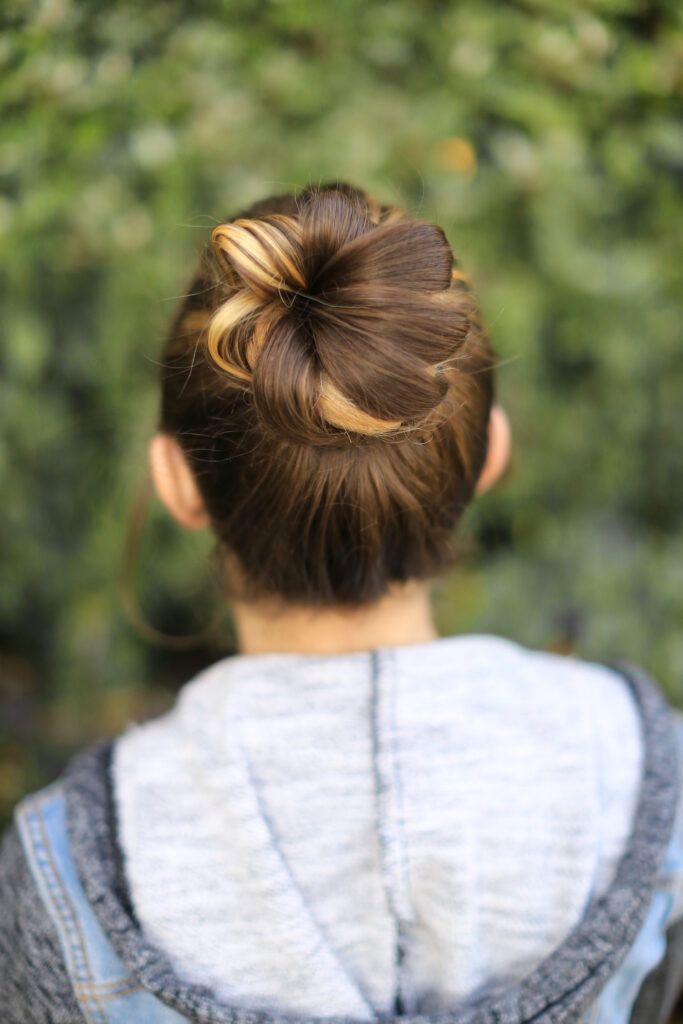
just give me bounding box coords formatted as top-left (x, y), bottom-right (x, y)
top-left (148, 433), bottom-right (210, 531)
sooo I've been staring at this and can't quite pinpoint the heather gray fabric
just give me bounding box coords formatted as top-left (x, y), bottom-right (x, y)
top-left (0, 658), bottom-right (681, 1023)
top-left (66, 659), bottom-right (680, 1023)
top-left (112, 637), bottom-right (646, 1015)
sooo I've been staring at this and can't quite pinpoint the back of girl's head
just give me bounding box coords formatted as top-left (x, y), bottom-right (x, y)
top-left (160, 183), bottom-right (494, 607)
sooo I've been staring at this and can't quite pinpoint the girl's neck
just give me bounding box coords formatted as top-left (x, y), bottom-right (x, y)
top-left (231, 580), bottom-right (438, 656)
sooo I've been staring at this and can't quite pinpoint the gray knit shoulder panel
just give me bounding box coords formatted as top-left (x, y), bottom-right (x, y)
top-left (63, 660), bottom-right (680, 1024)
top-left (0, 820), bottom-right (87, 1024)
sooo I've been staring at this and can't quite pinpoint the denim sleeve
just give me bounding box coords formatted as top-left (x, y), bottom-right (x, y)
top-left (630, 918), bottom-right (683, 1024)
top-left (0, 821), bottom-right (86, 1024)
top-left (665, 710), bottom-right (683, 926)
top-left (629, 710), bottom-right (683, 1023)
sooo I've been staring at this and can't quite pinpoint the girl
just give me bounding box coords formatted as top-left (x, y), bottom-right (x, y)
top-left (1, 183), bottom-right (682, 1024)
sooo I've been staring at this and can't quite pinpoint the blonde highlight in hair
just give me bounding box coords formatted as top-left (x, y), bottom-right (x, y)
top-left (212, 216), bottom-right (306, 296)
top-left (159, 183), bottom-right (495, 606)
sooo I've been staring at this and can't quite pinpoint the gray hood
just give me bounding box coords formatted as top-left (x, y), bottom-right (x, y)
top-left (62, 660), bottom-right (681, 1024)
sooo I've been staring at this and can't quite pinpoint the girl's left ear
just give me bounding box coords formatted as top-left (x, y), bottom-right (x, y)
top-left (475, 405), bottom-right (512, 496)
top-left (148, 433), bottom-right (210, 530)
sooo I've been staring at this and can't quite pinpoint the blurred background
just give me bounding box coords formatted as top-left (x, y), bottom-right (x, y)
top-left (1, 0), bottom-right (681, 828)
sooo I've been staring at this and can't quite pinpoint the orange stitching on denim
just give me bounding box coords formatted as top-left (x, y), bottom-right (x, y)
top-left (74, 979), bottom-right (143, 1000)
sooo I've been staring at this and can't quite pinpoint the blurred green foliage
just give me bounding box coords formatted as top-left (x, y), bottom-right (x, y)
top-left (0, 0), bottom-right (681, 825)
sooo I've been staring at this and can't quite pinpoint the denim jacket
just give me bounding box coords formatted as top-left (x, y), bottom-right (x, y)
top-left (2, 660), bottom-right (683, 1024)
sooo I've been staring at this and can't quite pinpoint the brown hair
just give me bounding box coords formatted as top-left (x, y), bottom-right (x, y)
top-left (159, 183), bottom-right (494, 607)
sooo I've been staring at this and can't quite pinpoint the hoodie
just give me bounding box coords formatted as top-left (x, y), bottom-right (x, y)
top-left (1, 638), bottom-right (682, 1024)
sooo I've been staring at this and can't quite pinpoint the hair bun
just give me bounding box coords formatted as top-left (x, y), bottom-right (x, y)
top-left (205, 189), bottom-right (474, 444)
